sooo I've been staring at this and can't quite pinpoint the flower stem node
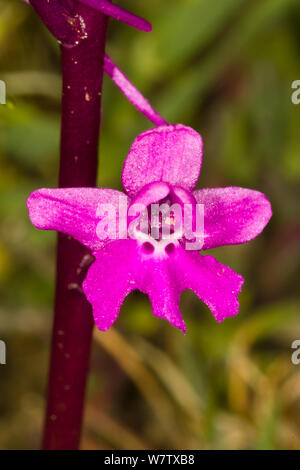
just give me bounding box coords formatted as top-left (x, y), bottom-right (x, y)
top-left (25, 0), bottom-right (151, 47)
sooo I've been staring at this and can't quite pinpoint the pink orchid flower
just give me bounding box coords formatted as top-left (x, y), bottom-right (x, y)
top-left (27, 124), bottom-right (272, 333)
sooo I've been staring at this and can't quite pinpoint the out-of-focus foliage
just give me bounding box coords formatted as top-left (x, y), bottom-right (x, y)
top-left (0, 0), bottom-right (300, 449)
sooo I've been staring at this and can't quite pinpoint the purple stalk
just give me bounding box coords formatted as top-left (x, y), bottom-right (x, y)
top-left (42, 3), bottom-right (108, 450)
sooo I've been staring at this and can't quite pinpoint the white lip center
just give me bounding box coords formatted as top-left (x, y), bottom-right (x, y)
top-left (130, 224), bottom-right (179, 258)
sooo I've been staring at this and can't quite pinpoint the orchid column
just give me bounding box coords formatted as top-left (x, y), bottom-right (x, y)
top-left (24, 0), bottom-right (152, 450)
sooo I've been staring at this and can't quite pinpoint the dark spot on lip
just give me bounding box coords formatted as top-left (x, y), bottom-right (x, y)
top-left (142, 241), bottom-right (154, 254)
top-left (165, 243), bottom-right (175, 255)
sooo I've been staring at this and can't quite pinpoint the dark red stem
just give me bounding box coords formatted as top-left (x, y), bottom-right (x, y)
top-left (42, 4), bottom-right (108, 450)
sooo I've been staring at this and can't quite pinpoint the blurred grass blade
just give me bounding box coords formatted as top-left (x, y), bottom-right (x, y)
top-left (84, 405), bottom-right (150, 449)
top-left (93, 327), bottom-right (182, 444)
top-left (134, 337), bottom-right (203, 424)
top-left (153, 0), bottom-right (247, 71)
top-left (157, 0), bottom-right (297, 120)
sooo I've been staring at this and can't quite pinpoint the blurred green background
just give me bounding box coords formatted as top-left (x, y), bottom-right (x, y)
top-left (1, 0), bottom-right (300, 450)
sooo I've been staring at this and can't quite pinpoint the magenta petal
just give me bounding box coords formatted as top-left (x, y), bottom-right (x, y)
top-left (179, 249), bottom-right (244, 322)
top-left (82, 239), bottom-right (139, 331)
top-left (79, 0), bottom-right (152, 32)
top-left (138, 245), bottom-right (243, 326)
top-left (122, 124), bottom-right (203, 198)
top-left (104, 55), bottom-right (166, 126)
top-left (83, 239), bottom-right (187, 332)
top-left (136, 255), bottom-right (187, 333)
top-left (27, 188), bottom-right (129, 252)
top-left (193, 187), bottom-right (272, 249)
top-left (82, 239), bottom-right (243, 332)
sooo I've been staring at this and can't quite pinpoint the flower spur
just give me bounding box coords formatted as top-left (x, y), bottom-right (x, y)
top-left (27, 124), bottom-right (272, 333)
